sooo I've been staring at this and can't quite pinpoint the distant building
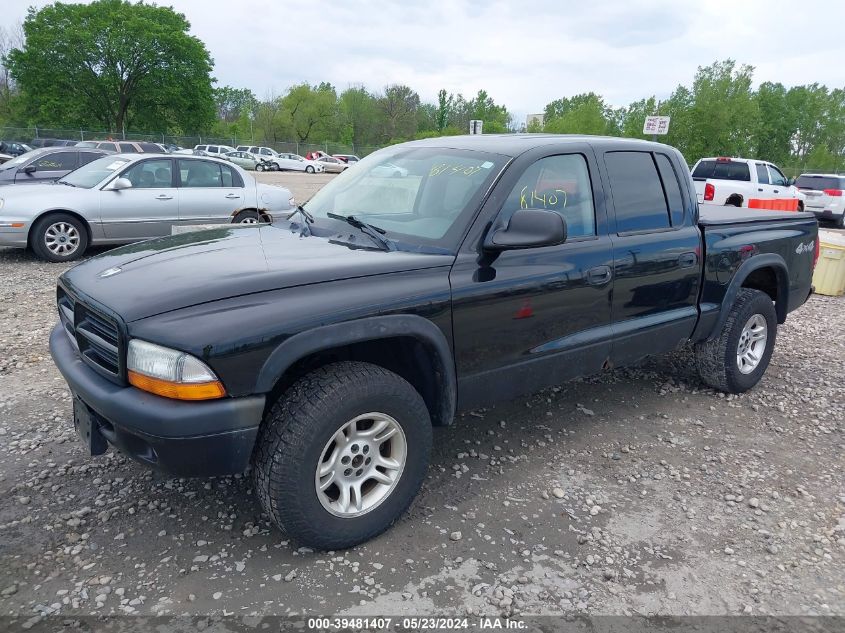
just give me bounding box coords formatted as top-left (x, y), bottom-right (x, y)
top-left (526, 113), bottom-right (544, 129)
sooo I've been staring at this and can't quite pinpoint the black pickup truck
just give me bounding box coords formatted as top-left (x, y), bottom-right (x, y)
top-left (50, 135), bottom-right (818, 549)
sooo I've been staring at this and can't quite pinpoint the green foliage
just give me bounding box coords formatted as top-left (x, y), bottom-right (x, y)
top-left (7, 0), bottom-right (215, 133)
top-left (543, 93), bottom-right (616, 136)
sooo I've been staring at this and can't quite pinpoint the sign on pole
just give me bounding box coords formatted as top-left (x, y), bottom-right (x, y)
top-left (469, 120), bottom-right (483, 135)
top-left (643, 115), bottom-right (670, 136)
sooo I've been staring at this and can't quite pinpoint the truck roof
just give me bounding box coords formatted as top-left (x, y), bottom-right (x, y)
top-left (403, 134), bottom-right (676, 158)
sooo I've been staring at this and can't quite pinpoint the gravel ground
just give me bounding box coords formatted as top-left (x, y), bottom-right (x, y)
top-left (0, 183), bottom-right (843, 624)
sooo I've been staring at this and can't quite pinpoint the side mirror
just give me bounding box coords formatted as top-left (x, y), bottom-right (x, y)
top-left (110, 177), bottom-right (133, 191)
top-left (22, 164), bottom-right (36, 174)
top-left (786, 177), bottom-right (795, 186)
top-left (485, 209), bottom-right (567, 251)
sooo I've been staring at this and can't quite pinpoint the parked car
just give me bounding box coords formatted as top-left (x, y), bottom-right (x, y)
top-left (223, 150), bottom-right (260, 170)
top-left (260, 152), bottom-right (324, 173)
top-left (794, 173), bottom-right (845, 228)
top-left (47, 135), bottom-right (817, 550)
top-left (0, 154), bottom-right (293, 261)
top-left (237, 146), bottom-right (278, 161)
top-left (315, 155), bottom-right (348, 173)
top-left (691, 157), bottom-right (805, 211)
top-left (333, 154), bottom-right (360, 164)
top-left (371, 161), bottom-right (408, 178)
top-left (76, 140), bottom-right (165, 153)
top-left (305, 150), bottom-right (329, 161)
top-left (0, 141), bottom-right (33, 157)
top-left (0, 147), bottom-right (112, 186)
top-left (30, 138), bottom-right (78, 148)
top-left (0, 153), bottom-right (13, 165)
top-left (193, 144), bottom-right (236, 158)
top-left (162, 143), bottom-right (183, 153)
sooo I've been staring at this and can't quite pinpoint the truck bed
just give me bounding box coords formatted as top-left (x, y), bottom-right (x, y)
top-left (698, 203), bottom-right (816, 226)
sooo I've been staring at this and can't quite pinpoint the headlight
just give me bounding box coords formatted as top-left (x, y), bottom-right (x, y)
top-left (127, 339), bottom-right (225, 400)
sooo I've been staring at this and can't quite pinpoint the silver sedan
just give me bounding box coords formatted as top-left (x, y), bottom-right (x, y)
top-left (0, 154), bottom-right (294, 261)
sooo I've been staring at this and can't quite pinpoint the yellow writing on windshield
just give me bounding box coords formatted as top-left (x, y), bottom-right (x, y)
top-left (520, 187), bottom-right (568, 210)
top-left (429, 163), bottom-right (483, 177)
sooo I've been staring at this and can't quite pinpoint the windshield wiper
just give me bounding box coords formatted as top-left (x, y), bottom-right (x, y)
top-left (286, 205), bottom-right (314, 236)
top-left (327, 212), bottom-right (393, 251)
top-left (56, 180), bottom-right (76, 187)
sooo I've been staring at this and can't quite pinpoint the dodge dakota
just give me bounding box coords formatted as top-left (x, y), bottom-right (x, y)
top-left (50, 135), bottom-right (818, 549)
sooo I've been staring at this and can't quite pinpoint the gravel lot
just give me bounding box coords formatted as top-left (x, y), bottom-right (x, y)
top-left (0, 175), bottom-right (843, 624)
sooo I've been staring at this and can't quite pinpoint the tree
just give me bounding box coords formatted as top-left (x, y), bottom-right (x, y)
top-left (543, 93), bottom-right (616, 135)
top-left (338, 85), bottom-right (377, 146)
top-left (436, 89), bottom-right (451, 133)
top-left (214, 86), bottom-right (257, 123)
top-left (7, 0), bottom-right (215, 132)
top-left (281, 82), bottom-right (337, 143)
top-left (0, 23), bottom-right (24, 124)
top-left (378, 84), bottom-right (419, 142)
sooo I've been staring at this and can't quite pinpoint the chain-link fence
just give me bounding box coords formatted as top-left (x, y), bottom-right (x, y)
top-left (0, 126), bottom-right (384, 157)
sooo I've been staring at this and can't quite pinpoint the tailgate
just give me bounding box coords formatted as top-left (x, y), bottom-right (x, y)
top-left (693, 179), bottom-right (706, 203)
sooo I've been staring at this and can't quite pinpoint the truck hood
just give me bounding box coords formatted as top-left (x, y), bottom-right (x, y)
top-left (60, 224), bottom-right (454, 322)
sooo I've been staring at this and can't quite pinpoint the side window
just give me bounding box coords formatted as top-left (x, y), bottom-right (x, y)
top-left (655, 154), bottom-right (685, 226)
top-left (768, 165), bottom-right (787, 187)
top-left (32, 151), bottom-right (77, 170)
top-left (605, 151), bottom-right (670, 233)
top-left (79, 152), bottom-right (102, 166)
top-left (500, 154), bottom-right (596, 239)
top-left (122, 159), bottom-right (173, 188)
top-left (220, 164), bottom-right (243, 187)
top-left (138, 142), bottom-right (162, 152)
top-left (179, 160), bottom-right (221, 187)
top-left (99, 143), bottom-right (117, 152)
top-left (119, 143), bottom-right (138, 153)
top-left (755, 163), bottom-right (770, 184)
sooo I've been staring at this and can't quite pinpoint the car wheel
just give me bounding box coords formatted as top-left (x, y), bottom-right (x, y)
top-left (233, 210), bottom-right (261, 224)
top-left (256, 163), bottom-right (265, 172)
top-left (31, 213), bottom-right (89, 263)
top-left (835, 214), bottom-right (844, 229)
top-left (694, 288), bottom-right (777, 394)
top-left (252, 361), bottom-right (432, 550)
top-left (305, 165), bottom-right (315, 174)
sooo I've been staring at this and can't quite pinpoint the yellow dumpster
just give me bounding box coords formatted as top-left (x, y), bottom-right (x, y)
top-left (813, 230), bottom-right (845, 297)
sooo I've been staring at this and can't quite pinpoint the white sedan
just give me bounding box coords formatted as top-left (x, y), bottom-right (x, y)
top-left (315, 156), bottom-right (349, 173)
top-left (259, 153), bottom-right (325, 174)
top-left (0, 154), bottom-right (293, 262)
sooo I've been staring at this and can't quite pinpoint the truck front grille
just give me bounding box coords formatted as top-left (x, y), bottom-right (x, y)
top-left (57, 286), bottom-right (123, 383)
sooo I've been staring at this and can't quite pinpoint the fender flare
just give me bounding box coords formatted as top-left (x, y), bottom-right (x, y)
top-left (706, 253), bottom-right (789, 340)
top-left (255, 314), bottom-right (456, 426)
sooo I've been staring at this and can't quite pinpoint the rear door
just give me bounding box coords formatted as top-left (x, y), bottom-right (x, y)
top-left (176, 158), bottom-right (246, 225)
top-left (16, 150), bottom-right (78, 183)
top-left (601, 150), bottom-right (701, 365)
top-left (100, 158), bottom-right (178, 239)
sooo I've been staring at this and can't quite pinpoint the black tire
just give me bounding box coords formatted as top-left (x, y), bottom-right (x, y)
top-left (252, 361), bottom-right (432, 550)
top-left (835, 214), bottom-right (845, 229)
top-left (30, 213), bottom-right (89, 263)
top-left (233, 210), bottom-right (260, 224)
top-left (694, 288), bottom-right (777, 394)
top-left (256, 163), bottom-right (265, 172)
top-left (305, 165), bottom-right (315, 174)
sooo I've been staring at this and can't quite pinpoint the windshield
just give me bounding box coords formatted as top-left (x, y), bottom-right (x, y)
top-left (0, 148), bottom-right (51, 170)
top-left (60, 155), bottom-right (132, 188)
top-left (304, 146), bottom-right (507, 248)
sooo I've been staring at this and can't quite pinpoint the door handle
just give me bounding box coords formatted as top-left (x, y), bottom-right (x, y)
top-left (758, 188), bottom-right (764, 192)
top-left (155, 194), bottom-right (173, 200)
top-left (586, 265), bottom-right (612, 286)
top-left (225, 193), bottom-right (241, 199)
top-left (773, 190), bottom-right (779, 194)
top-left (678, 252), bottom-right (698, 268)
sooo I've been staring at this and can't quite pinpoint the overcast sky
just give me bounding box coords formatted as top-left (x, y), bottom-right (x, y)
top-left (3, 0), bottom-right (844, 123)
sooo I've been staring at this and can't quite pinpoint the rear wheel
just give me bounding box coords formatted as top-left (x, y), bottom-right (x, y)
top-left (694, 288), bottom-right (777, 393)
top-left (252, 361), bottom-right (432, 550)
top-left (31, 213), bottom-right (89, 263)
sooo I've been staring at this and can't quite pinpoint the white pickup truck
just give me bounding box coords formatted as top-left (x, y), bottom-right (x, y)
top-left (691, 157), bottom-right (805, 212)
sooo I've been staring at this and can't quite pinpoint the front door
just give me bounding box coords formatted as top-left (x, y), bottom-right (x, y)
top-left (176, 158), bottom-right (246, 225)
top-left (600, 150), bottom-right (701, 365)
top-left (101, 158), bottom-right (178, 239)
top-left (450, 148), bottom-right (614, 410)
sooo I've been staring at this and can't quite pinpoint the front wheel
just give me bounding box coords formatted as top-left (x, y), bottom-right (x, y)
top-left (305, 165), bottom-right (315, 174)
top-left (233, 210), bottom-right (260, 224)
top-left (256, 163), bottom-right (265, 172)
top-left (31, 213), bottom-right (89, 262)
top-left (694, 288), bottom-right (777, 394)
top-left (252, 361), bottom-right (432, 550)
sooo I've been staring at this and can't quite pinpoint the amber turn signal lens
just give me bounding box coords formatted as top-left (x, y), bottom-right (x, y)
top-left (128, 370), bottom-right (226, 401)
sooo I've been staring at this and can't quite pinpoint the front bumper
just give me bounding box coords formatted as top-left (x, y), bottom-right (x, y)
top-left (49, 324), bottom-right (265, 476)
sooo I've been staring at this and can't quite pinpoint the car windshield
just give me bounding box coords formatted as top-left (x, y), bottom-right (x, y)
top-left (0, 148), bottom-right (50, 170)
top-left (60, 155), bottom-right (132, 188)
top-left (304, 146), bottom-right (507, 248)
